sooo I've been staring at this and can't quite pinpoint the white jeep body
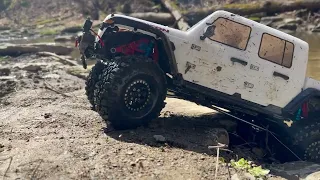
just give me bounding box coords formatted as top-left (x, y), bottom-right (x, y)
top-left (99, 10), bottom-right (319, 109)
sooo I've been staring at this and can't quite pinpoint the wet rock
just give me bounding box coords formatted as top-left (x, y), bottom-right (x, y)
top-left (54, 35), bottom-right (75, 42)
top-left (0, 76), bottom-right (16, 81)
top-left (22, 64), bottom-right (43, 72)
top-left (308, 25), bottom-right (316, 31)
top-left (121, 2), bottom-right (132, 14)
top-left (269, 161), bottom-right (320, 180)
top-left (61, 26), bottom-right (82, 34)
top-left (153, 135), bottom-right (166, 142)
top-left (312, 24), bottom-right (320, 33)
top-left (0, 77), bottom-right (17, 97)
top-left (0, 26), bottom-right (10, 31)
top-left (0, 68), bottom-right (10, 76)
top-left (205, 128), bottom-right (230, 147)
top-left (260, 16), bottom-right (283, 26)
top-left (277, 23), bottom-right (298, 31)
top-left (0, 43), bottom-right (74, 56)
top-left (283, 18), bottom-right (303, 25)
top-left (295, 9), bottom-right (309, 18)
top-left (231, 173), bottom-right (255, 180)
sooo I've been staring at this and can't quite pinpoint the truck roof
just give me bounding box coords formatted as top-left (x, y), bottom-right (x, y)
top-left (203, 10), bottom-right (309, 49)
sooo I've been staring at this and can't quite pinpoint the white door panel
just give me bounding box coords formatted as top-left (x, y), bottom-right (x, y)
top-left (180, 14), bottom-right (307, 108)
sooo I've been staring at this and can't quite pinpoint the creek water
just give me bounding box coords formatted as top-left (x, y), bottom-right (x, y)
top-left (292, 32), bottom-right (320, 80)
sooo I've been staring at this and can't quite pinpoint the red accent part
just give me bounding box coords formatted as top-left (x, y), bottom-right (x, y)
top-left (302, 102), bottom-right (309, 118)
top-left (75, 39), bottom-right (79, 47)
top-left (113, 38), bottom-right (159, 63)
top-left (90, 29), bottom-right (104, 47)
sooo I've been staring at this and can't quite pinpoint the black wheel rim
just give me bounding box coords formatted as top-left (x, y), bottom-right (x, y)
top-left (122, 75), bottom-right (158, 119)
top-left (303, 140), bottom-right (320, 162)
top-left (124, 79), bottom-right (151, 111)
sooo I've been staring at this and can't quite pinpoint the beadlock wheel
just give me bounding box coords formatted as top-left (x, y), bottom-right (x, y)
top-left (303, 140), bottom-right (320, 161)
top-left (289, 120), bottom-right (320, 163)
top-left (93, 55), bottom-right (167, 130)
top-left (124, 79), bottom-right (152, 112)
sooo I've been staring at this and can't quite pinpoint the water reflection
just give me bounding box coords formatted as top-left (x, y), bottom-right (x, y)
top-left (292, 32), bottom-right (320, 80)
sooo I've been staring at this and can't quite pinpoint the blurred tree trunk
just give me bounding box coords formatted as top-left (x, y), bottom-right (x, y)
top-left (184, 0), bottom-right (320, 25)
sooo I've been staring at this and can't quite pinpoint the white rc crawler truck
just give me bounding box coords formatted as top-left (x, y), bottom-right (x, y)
top-left (76, 10), bottom-right (320, 163)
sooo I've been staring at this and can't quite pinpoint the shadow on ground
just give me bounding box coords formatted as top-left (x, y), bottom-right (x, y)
top-left (105, 113), bottom-right (268, 163)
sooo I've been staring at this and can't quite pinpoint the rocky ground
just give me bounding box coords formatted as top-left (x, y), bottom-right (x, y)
top-left (1, 53), bottom-right (320, 179)
top-left (1, 0), bottom-right (320, 179)
top-left (0, 54), bottom-right (270, 179)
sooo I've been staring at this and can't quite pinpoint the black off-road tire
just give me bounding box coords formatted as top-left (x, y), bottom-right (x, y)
top-left (85, 60), bottom-right (107, 111)
top-left (93, 55), bottom-right (167, 130)
top-left (288, 118), bottom-right (320, 163)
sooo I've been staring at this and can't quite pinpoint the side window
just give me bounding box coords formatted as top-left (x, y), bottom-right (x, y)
top-left (208, 18), bottom-right (251, 50)
top-left (259, 33), bottom-right (294, 68)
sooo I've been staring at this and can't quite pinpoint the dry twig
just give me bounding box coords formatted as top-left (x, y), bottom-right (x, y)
top-left (36, 52), bottom-right (78, 66)
top-left (208, 143), bottom-right (232, 180)
top-left (44, 82), bottom-right (71, 98)
top-left (0, 156), bottom-right (13, 180)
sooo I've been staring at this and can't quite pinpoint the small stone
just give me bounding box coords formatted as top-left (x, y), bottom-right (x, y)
top-left (231, 173), bottom-right (240, 180)
top-left (89, 151), bottom-right (96, 157)
top-left (283, 18), bottom-right (302, 25)
top-left (54, 35), bottom-right (75, 42)
top-left (244, 173), bottom-right (256, 180)
top-left (43, 113), bottom-right (52, 119)
top-left (130, 162), bottom-right (136, 167)
top-left (277, 23), bottom-right (297, 31)
top-left (153, 135), bottom-right (166, 142)
top-left (59, 136), bottom-right (64, 139)
top-left (260, 16), bottom-right (283, 26)
top-left (0, 68), bottom-right (10, 76)
top-left (126, 151), bottom-right (134, 155)
top-left (43, 74), bottom-right (60, 79)
top-left (22, 64), bottom-right (42, 72)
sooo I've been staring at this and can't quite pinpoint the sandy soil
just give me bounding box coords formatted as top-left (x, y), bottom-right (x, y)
top-left (0, 54), bottom-right (286, 179)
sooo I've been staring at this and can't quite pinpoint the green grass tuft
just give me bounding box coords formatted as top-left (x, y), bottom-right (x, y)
top-left (40, 29), bottom-right (59, 36)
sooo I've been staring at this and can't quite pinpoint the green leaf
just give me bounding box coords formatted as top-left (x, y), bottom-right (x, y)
top-left (248, 166), bottom-right (270, 177)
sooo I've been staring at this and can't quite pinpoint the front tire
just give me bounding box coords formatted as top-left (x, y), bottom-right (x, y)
top-left (94, 55), bottom-right (167, 130)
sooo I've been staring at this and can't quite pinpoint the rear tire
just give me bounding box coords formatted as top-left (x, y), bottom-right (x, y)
top-left (85, 60), bottom-right (106, 111)
top-left (94, 55), bottom-right (167, 130)
top-left (288, 118), bottom-right (320, 163)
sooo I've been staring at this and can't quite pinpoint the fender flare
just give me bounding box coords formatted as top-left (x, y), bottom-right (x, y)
top-left (106, 16), bottom-right (179, 77)
top-left (282, 88), bottom-right (320, 118)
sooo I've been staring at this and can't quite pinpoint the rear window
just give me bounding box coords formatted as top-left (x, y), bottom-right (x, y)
top-left (208, 17), bottom-right (251, 50)
top-left (258, 33), bottom-right (294, 68)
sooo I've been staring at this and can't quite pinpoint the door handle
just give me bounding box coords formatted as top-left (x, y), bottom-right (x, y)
top-left (273, 71), bottom-right (289, 80)
top-left (230, 57), bottom-right (248, 66)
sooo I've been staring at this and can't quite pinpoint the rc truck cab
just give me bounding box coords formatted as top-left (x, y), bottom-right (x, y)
top-left (76, 10), bottom-right (320, 163)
